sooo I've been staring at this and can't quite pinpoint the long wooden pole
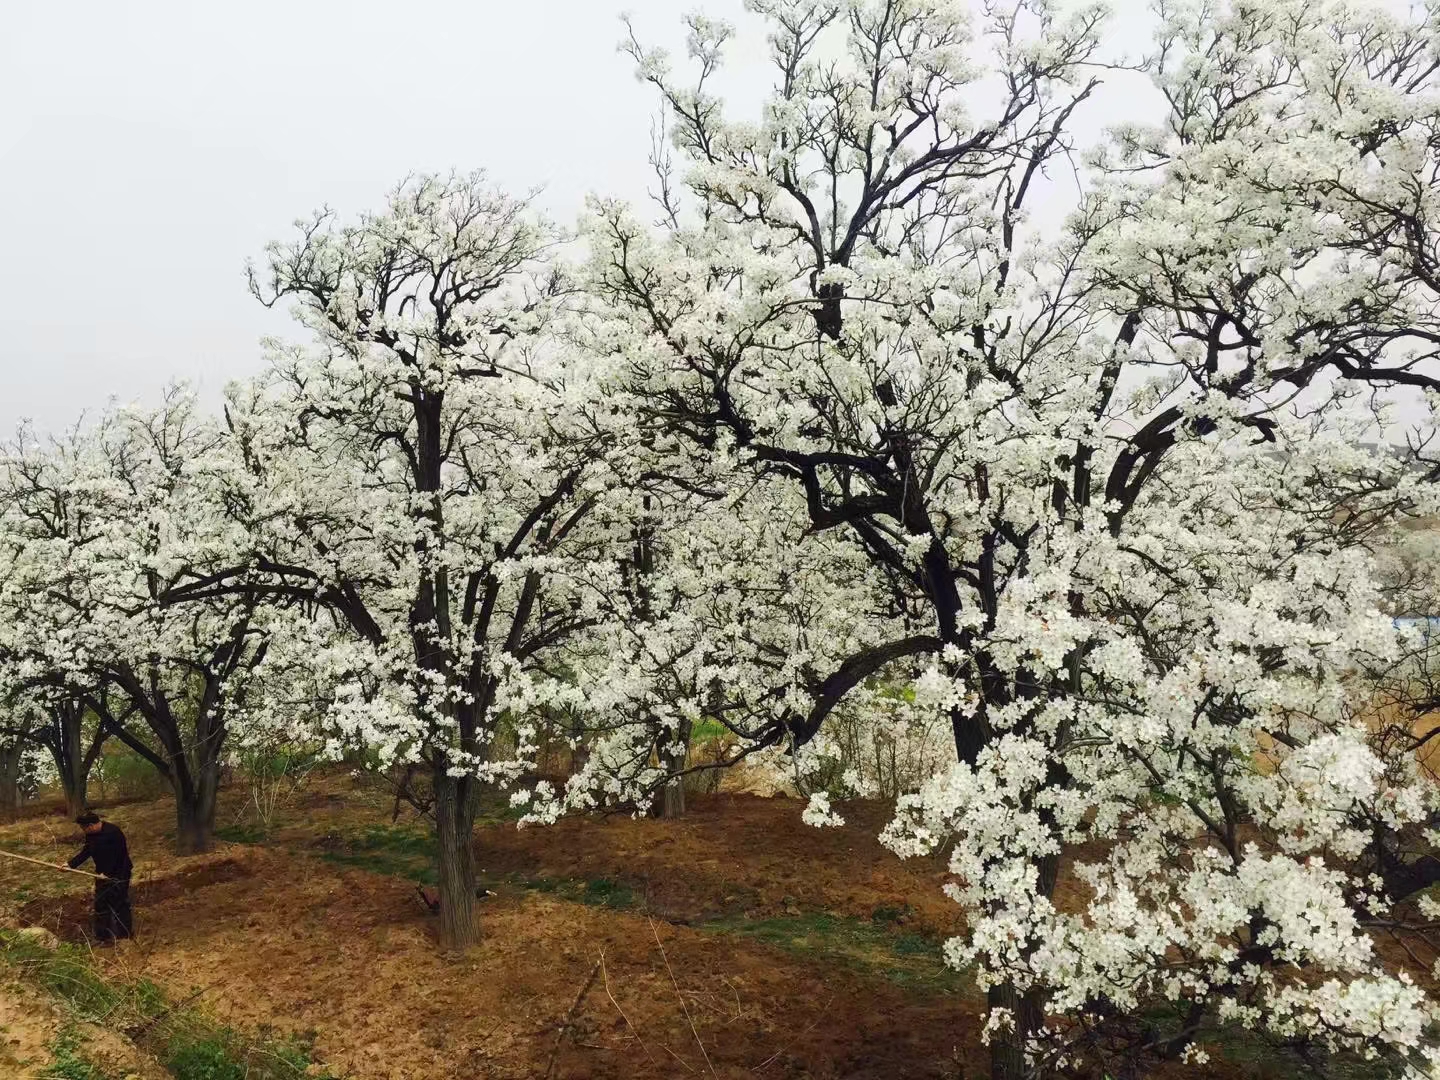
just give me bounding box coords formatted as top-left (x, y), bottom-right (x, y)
top-left (0, 848), bottom-right (108, 880)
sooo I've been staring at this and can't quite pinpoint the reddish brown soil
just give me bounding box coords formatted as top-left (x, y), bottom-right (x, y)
top-left (117, 848), bottom-right (980, 1080)
top-left (3, 790), bottom-right (984, 1080)
top-left (17, 858), bottom-right (255, 942)
top-left (5, 783), bottom-right (1409, 1080)
top-left (476, 793), bottom-right (960, 933)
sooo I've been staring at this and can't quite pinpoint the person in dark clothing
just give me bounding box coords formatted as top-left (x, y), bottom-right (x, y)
top-left (68, 811), bottom-right (133, 942)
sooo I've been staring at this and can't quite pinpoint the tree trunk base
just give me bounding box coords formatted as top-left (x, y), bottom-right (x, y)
top-left (174, 807), bottom-right (215, 856)
top-left (658, 780), bottom-right (685, 819)
top-left (434, 771), bottom-right (481, 952)
top-left (987, 983), bottom-right (1043, 1080)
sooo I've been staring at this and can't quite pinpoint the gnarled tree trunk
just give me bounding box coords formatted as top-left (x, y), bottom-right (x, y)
top-left (174, 755), bottom-right (221, 855)
top-left (659, 776), bottom-right (686, 819)
top-left (0, 737), bottom-right (26, 820)
top-left (433, 769), bottom-right (480, 951)
top-left (37, 700), bottom-right (107, 818)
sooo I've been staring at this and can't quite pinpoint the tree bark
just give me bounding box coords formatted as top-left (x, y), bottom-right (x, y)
top-left (986, 851), bottom-right (1058, 1080)
top-left (173, 756), bottom-right (220, 855)
top-left (988, 982), bottom-right (1044, 1080)
top-left (659, 777), bottom-right (686, 819)
top-left (653, 717), bottom-right (691, 819)
top-left (0, 739), bottom-right (25, 820)
top-left (39, 701), bottom-right (103, 819)
top-left (60, 755), bottom-right (88, 819)
top-left (433, 769), bottom-right (480, 951)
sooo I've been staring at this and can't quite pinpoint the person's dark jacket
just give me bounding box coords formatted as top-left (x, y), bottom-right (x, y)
top-left (68, 822), bottom-right (132, 881)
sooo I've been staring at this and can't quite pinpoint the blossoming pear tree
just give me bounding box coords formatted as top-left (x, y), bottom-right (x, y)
top-left (0, 394), bottom-right (274, 853)
top-left (585, 0), bottom-right (1440, 1074)
top-left (173, 173), bottom-right (636, 949)
top-left (520, 465), bottom-right (917, 823)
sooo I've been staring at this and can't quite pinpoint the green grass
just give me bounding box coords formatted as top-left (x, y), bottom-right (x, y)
top-left (352, 824), bottom-right (435, 859)
top-left (475, 801), bottom-right (528, 826)
top-left (313, 823), bottom-right (439, 883)
top-left (165, 1036), bottom-right (247, 1080)
top-left (296, 824), bottom-right (955, 991)
top-left (93, 745), bottom-right (169, 802)
top-left (311, 824), bottom-right (637, 910)
top-left (501, 872), bottom-right (638, 909)
top-left (0, 931), bottom-right (336, 1080)
top-left (581, 877), bottom-right (636, 908)
top-left (160, 1029), bottom-right (324, 1080)
top-left (22, 943), bottom-right (124, 1019)
top-left (41, 1026), bottom-right (114, 1080)
top-left (698, 911), bottom-right (964, 991)
top-left (691, 718), bottom-right (729, 743)
top-left (214, 824), bottom-right (266, 845)
top-left (320, 849), bottom-right (437, 885)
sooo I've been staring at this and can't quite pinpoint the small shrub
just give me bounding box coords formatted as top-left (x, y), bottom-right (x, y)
top-left (230, 742), bottom-right (323, 831)
top-left (42, 1026), bottom-right (109, 1080)
top-left (165, 1036), bottom-right (246, 1080)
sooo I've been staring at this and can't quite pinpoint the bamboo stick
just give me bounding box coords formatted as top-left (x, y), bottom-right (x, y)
top-left (0, 848), bottom-right (109, 880)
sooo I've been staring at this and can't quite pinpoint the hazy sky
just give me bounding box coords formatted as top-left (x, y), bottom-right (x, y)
top-left (0, 0), bottom-right (1167, 434)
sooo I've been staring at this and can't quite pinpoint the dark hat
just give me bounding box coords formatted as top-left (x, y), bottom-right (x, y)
top-left (74, 810), bottom-right (100, 826)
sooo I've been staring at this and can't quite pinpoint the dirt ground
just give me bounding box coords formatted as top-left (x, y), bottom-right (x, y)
top-left (474, 794), bottom-right (961, 933)
top-left (1, 780), bottom-right (1417, 1080)
top-left (0, 968), bottom-right (168, 1080)
top-left (1, 785), bottom-right (985, 1080)
top-left (0, 979), bottom-right (62, 1079)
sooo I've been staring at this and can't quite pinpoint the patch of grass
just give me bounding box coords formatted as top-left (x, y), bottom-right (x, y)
top-left (475, 801), bottom-right (527, 826)
top-left (580, 877), bottom-right (636, 909)
top-left (161, 1027), bottom-right (331, 1080)
top-left (890, 931), bottom-right (937, 956)
top-left (132, 978), bottom-right (168, 1019)
top-left (319, 849), bottom-right (436, 885)
top-left (870, 903), bottom-right (912, 925)
top-left (214, 824), bottom-right (266, 845)
top-left (42, 1025), bottom-right (113, 1080)
top-left (1, 938), bottom-right (121, 1020)
top-left (700, 911), bottom-right (964, 991)
top-left (33, 947), bottom-right (123, 1018)
top-left (691, 718), bottom-right (729, 743)
top-left (485, 871), bottom-right (639, 910)
top-left (93, 745), bottom-right (169, 802)
top-left (354, 824), bottom-right (435, 856)
top-left (0, 931), bottom-right (336, 1080)
top-left (305, 823), bottom-right (441, 884)
top-left (165, 1036), bottom-right (246, 1080)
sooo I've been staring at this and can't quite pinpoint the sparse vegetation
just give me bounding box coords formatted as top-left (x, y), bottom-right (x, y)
top-left (0, 929), bottom-right (333, 1080)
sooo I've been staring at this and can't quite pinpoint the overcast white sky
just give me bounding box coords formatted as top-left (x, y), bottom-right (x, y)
top-left (0, 0), bottom-right (1171, 434)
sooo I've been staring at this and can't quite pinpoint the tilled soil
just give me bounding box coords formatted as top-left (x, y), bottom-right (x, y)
top-left (5, 784), bottom-right (1398, 1080)
top-left (58, 847), bottom-right (980, 1080)
top-left (474, 793), bottom-right (962, 934)
top-left (0, 979), bottom-right (61, 1079)
top-left (5, 792), bottom-right (984, 1079)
